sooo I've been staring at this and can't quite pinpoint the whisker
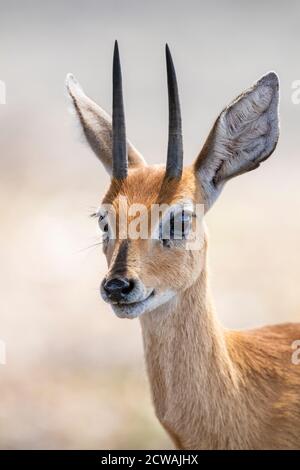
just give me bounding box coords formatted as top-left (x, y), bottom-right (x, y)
top-left (75, 241), bottom-right (104, 254)
top-left (86, 205), bottom-right (100, 218)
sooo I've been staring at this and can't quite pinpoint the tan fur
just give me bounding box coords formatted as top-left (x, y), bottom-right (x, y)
top-left (101, 166), bottom-right (300, 450)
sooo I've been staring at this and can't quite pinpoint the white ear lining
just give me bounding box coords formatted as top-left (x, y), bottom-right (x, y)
top-left (65, 73), bottom-right (146, 173)
top-left (195, 72), bottom-right (280, 210)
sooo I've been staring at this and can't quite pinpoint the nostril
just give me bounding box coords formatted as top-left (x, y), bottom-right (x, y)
top-left (122, 279), bottom-right (135, 295)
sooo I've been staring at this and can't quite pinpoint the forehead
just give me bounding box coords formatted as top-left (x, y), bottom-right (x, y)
top-left (102, 165), bottom-right (200, 209)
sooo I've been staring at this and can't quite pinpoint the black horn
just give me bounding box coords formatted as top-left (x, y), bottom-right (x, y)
top-left (165, 44), bottom-right (183, 179)
top-left (112, 41), bottom-right (128, 179)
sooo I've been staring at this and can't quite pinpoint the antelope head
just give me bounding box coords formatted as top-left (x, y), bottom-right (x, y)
top-left (66, 41), bottom-right (279, 319)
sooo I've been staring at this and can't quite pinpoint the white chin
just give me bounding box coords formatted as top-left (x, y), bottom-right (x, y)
top-left (111, 290), bottom-right (175, 319)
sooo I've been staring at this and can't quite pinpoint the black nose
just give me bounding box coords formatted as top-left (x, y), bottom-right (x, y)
top-left (103, 277), bottom-right (135, 302)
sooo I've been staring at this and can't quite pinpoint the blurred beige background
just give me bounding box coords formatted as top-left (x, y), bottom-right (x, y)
top-left (1, 0), bottom-right (300, 449)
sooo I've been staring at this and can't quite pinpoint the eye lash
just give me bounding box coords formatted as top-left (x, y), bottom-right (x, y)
top-left (90, 210), bottom-right (107, 220)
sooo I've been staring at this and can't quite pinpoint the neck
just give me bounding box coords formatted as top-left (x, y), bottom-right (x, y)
top-left (139, 264), bottom-right (240, 449)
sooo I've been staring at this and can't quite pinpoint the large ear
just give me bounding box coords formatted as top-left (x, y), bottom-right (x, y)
top-left (66, 74), bottom-right (145, 174)
top-left (194, 72), bottom-right (279, 209)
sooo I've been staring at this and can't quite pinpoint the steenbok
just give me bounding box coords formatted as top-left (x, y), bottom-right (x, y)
top-left (66, 42), bottom-right (300, 449)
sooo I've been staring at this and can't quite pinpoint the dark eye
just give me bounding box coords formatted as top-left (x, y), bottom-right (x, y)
top-left (160, 210), bottom-right (191, 246)
top-left (98, 215), bottom-right (110, 240)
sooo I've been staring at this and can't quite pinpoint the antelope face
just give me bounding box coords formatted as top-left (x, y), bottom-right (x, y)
top-left (67, 41), bottom-right (279, 319)
top-left (98, 166), bottom-right (205, 318)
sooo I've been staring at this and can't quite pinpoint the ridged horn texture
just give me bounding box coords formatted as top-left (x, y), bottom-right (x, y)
top-left (165, 44), bottom-right (183, 179)
top-left (112, 41), bottom-right (128, 179)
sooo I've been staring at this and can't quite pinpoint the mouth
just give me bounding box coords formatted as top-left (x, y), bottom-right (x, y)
top-left (110, 290), bottom-right (156, 319)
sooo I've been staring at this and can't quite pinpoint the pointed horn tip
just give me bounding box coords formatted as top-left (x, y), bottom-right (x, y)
top-left (165, 44), bottom-right (174, 70)
top-left (113, 41), bottom-right (121, 70)
top-left (114, 40), bottom-right (119, 53)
